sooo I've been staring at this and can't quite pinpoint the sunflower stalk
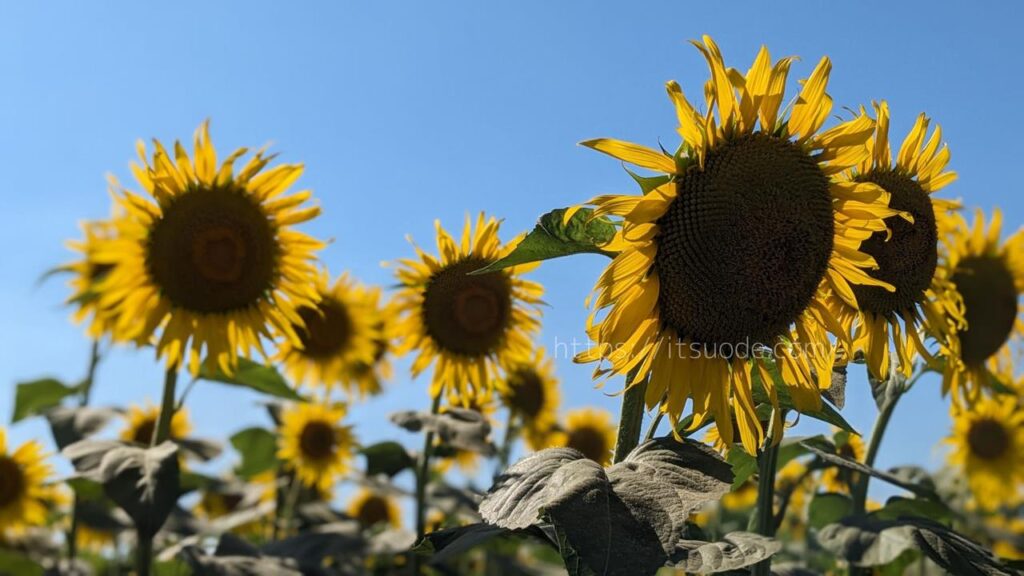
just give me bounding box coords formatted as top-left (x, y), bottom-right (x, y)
top-left (752, 409), bottom-right (781, 576)
top-left (135, 365), bottom-right (178, 576)
top-left (496, 409), bottom-right (519, 477)
top-left (412, 392), bottom-right (443, 575)
top-left (612, 367), bottom-right (648, 464)
top-left (68, 339), bottom-right (103, 562)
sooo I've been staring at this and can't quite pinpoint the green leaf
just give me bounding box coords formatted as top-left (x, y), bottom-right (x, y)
top-left (873, 496), bottom-right (952, 524)
top-left (11, 378), bottom-right (79, 423)
top-left (750, 359), bottom-right (857, 434)
top-left (229, 427), bottom-right (279, 478)
top-left (361, 441), bottom-right (415, 478)
top-left (0, 550), bottom-right (43, 576)
top-left (726, 446), bottom-right (758, 490)
top-left (198, 358), bottom-right (304, 401)
top-left (624, 167), bottom-right (671, 195)
top-left (809, 493), bottom-right (853, 530)
top-left (472, 207), bottom-right (617, 274)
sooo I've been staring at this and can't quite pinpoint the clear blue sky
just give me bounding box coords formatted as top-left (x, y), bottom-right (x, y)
top-left (2, 1), bottom-right (1022, 501)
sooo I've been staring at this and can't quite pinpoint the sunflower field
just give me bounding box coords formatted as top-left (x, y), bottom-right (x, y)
top-left (2, 4), bottom-right (1024, 576)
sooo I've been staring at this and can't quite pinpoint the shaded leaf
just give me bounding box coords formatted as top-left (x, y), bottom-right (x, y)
top-left (670, 532), bottom-right (782, 573)
top-left (361, 441), bottom-right (415, 478)
top-left (808, 493), bottom-right (852, 530)
top-left (198, 358), bottom-right (303, 401)
top-left (76, 499), bottom-right (132, 533)
top-left (180, 546), bottom-right (302, 576)
top-left (12, 378), bottom-right (78, 423)
top-left (45, 405), bottom-right (118, 450)
top-left (368, 529), bottom-right (417, 555)
top-left (817, 516), bottom-right (1016, 575)
top-left (799, 437), bottom-right (939, 500)
top-left (63, 440), bottom-right (180, 539)
top-left (472, 207), bottom-right (616, 274)
top-left (177, 436), bottom-right (223, 462)
top-left (414, 523), bottom-right (510, 562)
top-left (229, 427), bottom-right (279, 479)
top-left (874, 496), bottom-right (952, 524)
top-left (262, 527), bottom-right (365, 569)
top-left (390, 408), bottom-right (494, 455)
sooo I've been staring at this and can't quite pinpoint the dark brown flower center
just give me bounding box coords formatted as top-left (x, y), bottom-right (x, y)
top-left (504, 368), bottom-right (546, 419)
top-left (568, 426), bottom-right (609, 464)
top-left (655, 133), bottom-right (833, 350)
top-left (953, 255), bottom-right (1018, 366)
top-left (131, 417), bottom-right (157, 445)
top-left (422, 258), bottom-right (512, 356)
top-left (0, 456), bottom-right (25, 509)
top-left (147, 186), bottom-right (277, 313)
top-left (851, 169), bottom-right (938, 315)
top-left (967, 417), bottom-right (1011, 461)
top-left (355, 495), bottom-right (392, 527)
top-left (295, 297), bottom-right (353, 359)
top-left (299, 421), bottom-right (337, 460)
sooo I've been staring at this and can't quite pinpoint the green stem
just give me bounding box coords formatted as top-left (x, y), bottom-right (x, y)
top-left (135, 535), bottom-right (153, 576)
top-left (412, 392), bottom-right (443, 575)
top-left (495, 409), bottom-right (518, 478)
top-left (68, 339), bottom-right (102, 561)
top-left (643, 409), bottom-right (665, 442)
top-left (612, 368), bottom-right (648, 464)
top-left (151, 367), bottom-right (179, 446)
top-left (279, 474), bottom-right (303, 539)
top-left (752, 413), bottom-right (781, 576)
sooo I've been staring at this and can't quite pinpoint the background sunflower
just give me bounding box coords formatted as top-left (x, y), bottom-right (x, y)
top-left (277, 403), bottom-right (356, 492)
top-left (946, 396), bottom-right (1024, 510)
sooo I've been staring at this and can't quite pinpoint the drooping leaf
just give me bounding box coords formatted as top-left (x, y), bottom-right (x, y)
top-left (11, 378), bottom-right (78, 423)
top-left (180, 546), bottom-right (303, 576)
top-left (63, 440), bottom-right (181, 539)
top-left (45, 405), bottom-right (118, 449)
top-left (198, 358), bottom-right (304, 401)
top-left (808, 493), bottom-right (853, 530)
top-left (361, 441), bottom-right (415, 478)
top-left (390, 408), bottom-right (494, 455)
top-left (817, 516), bottom-right (1016, 575)
top-left (413, 523), bottom-right (511, 562)
top-left (472, 207), bottom-right (617, 274)
top-left (228, 427), bottom-right (279, 479)
top-left (669, 532), bottom-right (782, 573)
top-left (177, 437), bottom-right (223, 462)
top-left (76, 499), bottom-right (133, 533)
top-left (799, 438), bottom-right (939, 500)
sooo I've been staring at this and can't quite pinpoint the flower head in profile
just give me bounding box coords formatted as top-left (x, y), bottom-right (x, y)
top-left (62, 219), bottom-right (123, 340)
top-left (572, 36), bottom-right (899, 455)
top-left (93, 121), bottom-right (324, 376)
top-left (277, 403), bottom-right (355, 492)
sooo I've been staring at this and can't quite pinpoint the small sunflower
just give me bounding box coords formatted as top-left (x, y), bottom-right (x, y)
top-left (344, 286), bottom-right (397, 398)
top-left (278, 403), bottom-right (355, 492)
top-left (93, 121), bottom-right (324, 376)
top-left (347, 489), bottom-right (401, 530)
top-left (437, 392), bottom-right (497, 473)
top-left (76, 523), bottom-right (117, 552)
top-left (393, 213), bottom-right (543, 401)
top-left (559, 408), bottom-right (616, 466)
top-left (942, 209), bottom-right (1024, 402)
top-left (574, 36), bottom-right (899, 455)
top-left (275, 270), bottom-right (384, 397)
top-left (63, 219), bottom-right (123, 340)
top-left (831, 102), bottom-right (963, 380)
top-left (821, 429), bottom-right (865, 494)
top-left (0, 428), bottom-right (57, 529)
top-left (497, 348), bottom-right (561, 450)
top-left (946, 396), bottom-right (1024, 510)
top-left (120, 404), bottom-right (191, 446)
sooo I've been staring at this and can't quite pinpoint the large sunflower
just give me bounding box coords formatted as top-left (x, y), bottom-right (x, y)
top-left (942, 209), bottom-right (1024, 402)
top-left (120, 404), bottom-right (191, 445)
top-left (347, 488), bottom-right (402, 530)
top-left (275, 270), bottom-right (384, 397)
top-left (93, 121), bottom-right (324, 376)
top-left (497, 347), bottom-right (561, 450)
top-left (946, 396), bottom-right (1024, 510)
top-left (278, 403), bottom-right (355, 492)
top-left (0, 428), bottom-right (57, 529)
top-left (574, 36), bottom-right (898, 454)
top-left (558, 408), bottom-right (617, 466)
top-left (393, 213), bottom-right (543, 401)
top-left (830, 102), bottom-right (963, 380)
top-left (63, 219), bottom-right (122, 340)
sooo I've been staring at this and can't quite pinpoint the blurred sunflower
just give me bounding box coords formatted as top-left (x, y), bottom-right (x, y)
top-left (497, 348), bottom-right (561, 450)
top-left (831, 102), bottom-right (962, 380)
top-left (92, 121), bottom-right (324, 376)
top-left (278, 403), bottom-right (355, 492)
top-left (559, 408), bottom-right (616, 466)
top-left (393, 213), bottom-right (543, 401)
top-left (347, 489), bottom-right (401, 530)
top-left (989, 515), bottom-right (1024, 560)
top-left (62, 219), bottom-right (122, 340)
top-left (344, 286), bottom-right (396, 397)
top-left (275, 270), bottom-right (385, 397)
top-left (942, 209), bottom-right (1024, 402)
top-left (194, 477), bottom-right (273, 537)
top-left (946, 396), bottom-right (1024, 510)
top-left (821, 430), bottom-right (864, 494)
top-left (776, 460), bottom-right (813, 539)
top-left (574, 36), bottom-right (898, 455)
top-left (721, 481), bottom-right (758, 511)
top-left (120, 404), bottom-right (191, 445)
top-left (437, 392), bottom-right (497, 473)
top-left (0, 428), bottom-right (58, 529)
top-left (76, 523), bottom-right (117, 552)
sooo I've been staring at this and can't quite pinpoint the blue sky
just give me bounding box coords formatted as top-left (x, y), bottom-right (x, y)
top-left (1, 1), bottom-right (1022, 502)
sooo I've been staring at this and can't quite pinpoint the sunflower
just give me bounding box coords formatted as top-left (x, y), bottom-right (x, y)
top-left (120, 404), bottom-right (191, 446)
top-left (942, 209), bottom-right (1024, 402)
top-left (393, 213), bottom-right (543, 401)
top-left (946, 396), bottom-right (1024, 510)
top-left (92, 121), bottom-right (324, 376)
top-left (821, 429), bottom-right (865, 494)
top-left (0, 428), bottom-right (57, 529)
top-left (63, 219), bottom-right (123, 340)
top-left (347, 489), bottom-right (401, 530)
top-left (573, 36), bottom-right (899, 455)
top-left (76, 524), bottom-right (117, 552)
top-left (275, 270), bottom-right (385, 397)
top-left (497, 348), bottom-right (561, 450)
top-left (721, 481), bottom-right (758, 511)
top-left (829, 102), bottom-right (963, 380)
top-left (278, 403), bottom-right (355, 492)
top-left (559, 408), bottom-right (617, 466)
top-left (344, 286), bottom-right (397, 398)
top-left (437, 392), bottom-right (497, 473)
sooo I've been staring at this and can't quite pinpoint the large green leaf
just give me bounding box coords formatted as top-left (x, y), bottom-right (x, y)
top-left (361, 441), bottom-right (415, 478)
top-left (229, 427), bottom-right (279, 478)
top-left (472, 207), bottom-right (617, 274)
top-left (198, 358), bottom-right (304, 401)
top-left (11, 378), bottom-right (79, 423)
top-left (0, 550), bottom-right (43, 575)
top-left (809, 493), bottom-right (853, 530)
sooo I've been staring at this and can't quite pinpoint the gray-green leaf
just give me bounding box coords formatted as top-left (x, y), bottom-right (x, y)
top-left (670, 532), bottom-right (782, 573)
top-left (45, 405), bottom-right (118, 450)
top-left (390, 408), bottom-right (494, 455)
